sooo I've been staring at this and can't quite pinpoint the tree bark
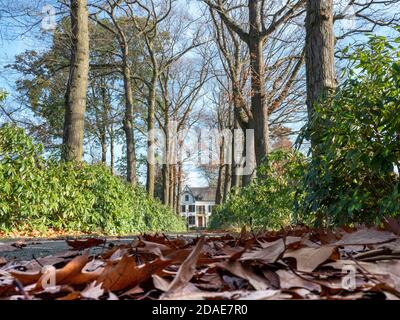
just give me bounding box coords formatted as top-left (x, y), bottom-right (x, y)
top-left (146, 74), bottom-right (157, 197)
top-left (175, 162), bottom-right (183, 214)
top-left (215, 136), bottom-right (225, 205)
top-left (63, 0), bottom-right (89, 162)
top-left (122, 56), bottom-right (137, 185)
top-left (248, 0), bottom-right (269, 167)
top-left (305, 0), bottom-right (337, 151)
top-left (223, 162), bottom-right (232, 202)
top-left (109, 128), bottom-right (115, 174)
top-left (162, 164), bottom-right (170, 206)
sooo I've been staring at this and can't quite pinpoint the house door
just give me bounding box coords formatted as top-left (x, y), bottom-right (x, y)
top-left (198, 216), bottom-right (203, 227)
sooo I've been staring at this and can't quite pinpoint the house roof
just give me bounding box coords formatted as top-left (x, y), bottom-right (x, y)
top-left (186, 186), bottom-right (216, 202)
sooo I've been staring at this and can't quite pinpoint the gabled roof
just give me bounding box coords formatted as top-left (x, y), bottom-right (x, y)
top-left (184, 186), bottom-right (216, 202)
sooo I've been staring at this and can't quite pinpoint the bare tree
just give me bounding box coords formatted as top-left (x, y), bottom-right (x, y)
top-left (204, 0), bottom-right (306, 168)
top-left (91, 0), bottom-right (142, 184)
top-left (156, 55), bottom-right (209, 208)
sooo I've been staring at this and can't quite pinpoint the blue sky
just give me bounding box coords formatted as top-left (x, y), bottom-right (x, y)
top-left (1, 0), bottom-right (398, 187)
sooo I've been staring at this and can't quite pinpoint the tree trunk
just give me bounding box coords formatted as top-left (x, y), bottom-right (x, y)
top-left (62, 0), bottom-right (89, 162)
top-left (175, 162), bottom-right (182, 214)
top-left (223, 162), bottom-right (232, 202)
top-left (242, 125), bottom-right (256, 187)
top-left (100, 135), bottom-right (107, 164)
top-left (122, 48), bottom-right (137, 185)
top-left (305, 0), bottom-right (336, 151)
top-left (215, 136), bottom-right (225, 205)
top-left (109, 129), bottom-right (115, 174)
top-left (248, 0), bottom-right (269, 167)
top-left (231, 115), bottom-right (242, 192)
top-left (146, 76), bottom-right (157, 197)
top-left (100, 86), bottom-right (108, 164)
top-left (169, 165), bottom-right (177, 211)
top-left (162, 164), bottom-right (170, 206)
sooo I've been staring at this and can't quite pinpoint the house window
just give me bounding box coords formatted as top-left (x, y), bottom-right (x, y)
top-left (209, 205), bottom-right (215, 213)
top-left (189, 205), bottom-right (195, 212)
top-left (188, 216), bottom-right (196, 225)
top-left (185, 194), bottom-right (189, 201)
top-left (196, 205), bottom-right (205, 214)
top-left (181, 205), bottom-right (186, 212)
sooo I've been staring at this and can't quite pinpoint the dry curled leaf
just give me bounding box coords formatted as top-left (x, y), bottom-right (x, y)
top-left (284, 246), bottom-right (338, 273)
top-left (66, 238), bottom-right (105, 250)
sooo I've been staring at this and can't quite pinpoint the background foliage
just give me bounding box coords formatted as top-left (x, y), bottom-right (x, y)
top-left (0, 124), bottom-right (186, 234)
top-left (210, 150), bottom-right (306, 231)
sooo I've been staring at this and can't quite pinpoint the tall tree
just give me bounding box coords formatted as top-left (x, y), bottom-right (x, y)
top-left (305, 0), bottom-right (336, 151)
top-left (63, 0), bottom-right (90, 161)
top-left (92, 1), bottom-right (142, 185)
top-left (204, 0), bottom-right (305, 168)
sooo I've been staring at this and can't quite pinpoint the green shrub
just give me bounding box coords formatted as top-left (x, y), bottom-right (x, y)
top-left (209, 150), bottom-right (306, 231)
top-left (0, 124), bottom-right (186, 234)
top-left (298, 33), bottom-right (400, 226)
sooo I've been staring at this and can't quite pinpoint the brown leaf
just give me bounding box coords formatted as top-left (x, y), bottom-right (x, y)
top-left (161, 289), bottom-right (289, 300)
top-left (152, 274), bottom-right (171, 292)
top-left (57, 291), bottom-right (81, 300)
top-left (66, 238), bottom-right (105, 250)
top-left (284, 246), bottom-right (337, 273)
top-left (96, 255), bottom-right (173, 292)
top-left (262, 270), bottom-right (280, 289)
top-left (10, 270), bottom-right (42, 286)
top-left (0, 243), bottom-right (17, 253)
top-left (135, 240), bottom-right (173, 256)
top-left (276, 270), bottom-right (321, 292)
top-left (0, 257), bottom-right (7, 267)
top-left (120, 285), bottom-right (144, 297)
top-left (240, 237), bottom-right (300, 264)
top-left (335, 228), bottom-right (398, 246)
top-left (383, 217), bottom-right (400, 235)
top-left (11, 240), bottom-right (27, 249)
top-left (34, 251), bottom-right (91, 289)
top-left (216, 261), bottom-right (270, 290)
top-left (166, 237), bottom-right (205, 293)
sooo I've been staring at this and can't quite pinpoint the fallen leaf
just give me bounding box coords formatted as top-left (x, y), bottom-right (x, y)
top-left (216, 261), bottom-right (270, 290)
top-left (152, 274), bottom-right (171, 292)
top-left (383, 217), bottom-right (400, 235)
top-left (165, 237), bottom-right (205, 293)
top-left (276, 270), bottom-right (321, 292)
top-left (240, 238), bottom-right (296, 264)
top-left (57, 291), bottom-right (80, 300)
top-left (0, 257), bottom-right (7, 267)
top-left (96, 255), bottom-right (173, 291)
top-left (10, 270), bottom-right (42, 286)
top-left (284, 246), bottom-right (337, 273)
top-left (66, 238), bottom-right (105, 250)
top-left (0, 243), bottom-right (17, 253)
top-left (81, 281), bottom-right (104, 300)
top-left (335, 228), bottom-right (398, 246)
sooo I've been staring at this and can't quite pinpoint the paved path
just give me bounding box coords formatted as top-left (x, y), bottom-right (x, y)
top-left (0, 233), bottom-right (222, 262)
top-left (0, 237), bottom-right (137, 261)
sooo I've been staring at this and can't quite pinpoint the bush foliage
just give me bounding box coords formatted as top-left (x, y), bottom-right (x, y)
top-left (0, 124), bottom-right (186, 234)
top-left (298, 34), bottom-right (400, 226)
top-left (209, 150), bottom-right (306, 231)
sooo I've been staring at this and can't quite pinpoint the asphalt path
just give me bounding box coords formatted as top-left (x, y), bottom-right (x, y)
top-left (0, 232), bottom-right (221, 262)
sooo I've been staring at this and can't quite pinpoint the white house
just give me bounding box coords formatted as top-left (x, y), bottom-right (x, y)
top-left (180, 185), bottom-right (216, 228)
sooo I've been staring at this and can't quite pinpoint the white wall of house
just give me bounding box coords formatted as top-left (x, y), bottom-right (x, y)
top-left (180, 187), bottom-right (216, 228)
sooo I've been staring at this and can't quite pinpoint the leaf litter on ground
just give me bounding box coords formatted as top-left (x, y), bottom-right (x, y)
top-left (1, 226), bottom-right (400, 300)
